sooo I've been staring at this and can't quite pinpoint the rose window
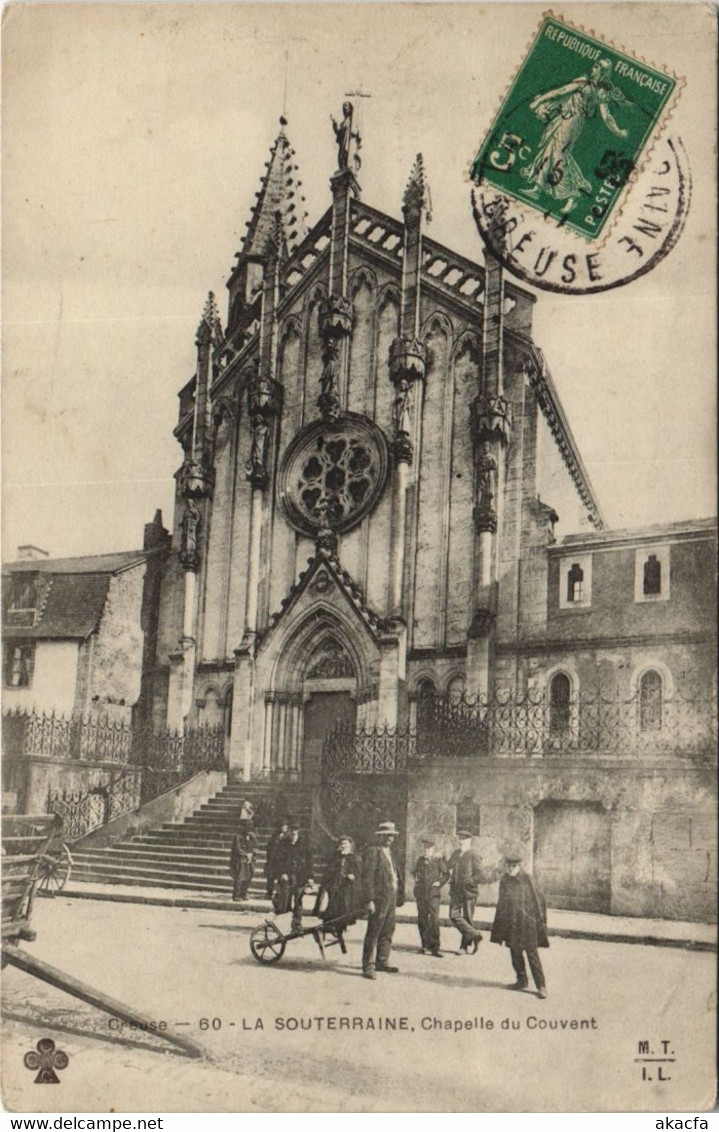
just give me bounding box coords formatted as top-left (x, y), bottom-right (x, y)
top-left (279, 415), bottom-right (389, 536)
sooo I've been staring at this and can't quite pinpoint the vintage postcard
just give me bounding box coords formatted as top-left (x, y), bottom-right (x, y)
top-left (2, 3), bottom-right (717, 1115)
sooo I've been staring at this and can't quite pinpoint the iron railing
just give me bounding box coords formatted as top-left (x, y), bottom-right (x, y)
top-left (49, 769), bottom-right (142, 841)
top-left (323, 688), bottom-right (717, 775)
top-left (46, 723), bottom-right (225, 841)
top-left (0, 706), bottom-right (226, 841)
top-left (3, 708), bottom-right (133, 763)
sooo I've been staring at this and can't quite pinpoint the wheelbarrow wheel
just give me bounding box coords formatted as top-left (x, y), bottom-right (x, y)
top-left (36, 844), bottom-right (73, 897)
top-left (250, 921), bottom-right (286, 964)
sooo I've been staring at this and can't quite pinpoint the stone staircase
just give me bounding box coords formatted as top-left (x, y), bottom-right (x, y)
top-left (69, 782), bottom-right (324, 897)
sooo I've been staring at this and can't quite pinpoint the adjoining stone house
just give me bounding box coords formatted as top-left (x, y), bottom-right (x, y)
top-left (148, 109), bottom-right (716, 920)
top-left (2, 512), bottom-right (169, 812)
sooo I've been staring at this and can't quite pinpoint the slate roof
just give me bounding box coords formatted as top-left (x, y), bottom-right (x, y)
top-left (3, 549), bottom-right (149, 640)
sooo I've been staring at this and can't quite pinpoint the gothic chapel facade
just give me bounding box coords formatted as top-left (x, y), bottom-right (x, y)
top-left (154, 107), bottom-right (605, 782)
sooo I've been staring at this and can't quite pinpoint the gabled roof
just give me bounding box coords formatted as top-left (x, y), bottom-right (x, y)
top-left (3, 549), bottom-right (151, 640)
top-left (265, 546), bottom-right (388, 641)
top-left (238, 119), bottom-right (308, 261)
top-left (5, 550), bottom-right (149, 576)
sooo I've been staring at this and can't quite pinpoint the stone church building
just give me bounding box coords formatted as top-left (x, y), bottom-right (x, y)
top-left (150, 108), bottom-right (716, 920)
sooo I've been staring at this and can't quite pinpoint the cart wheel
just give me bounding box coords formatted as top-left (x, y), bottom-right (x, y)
top-left (36, 844), bottom-right (73, 897)
top-left (250, 921), bottom-right (286, 964)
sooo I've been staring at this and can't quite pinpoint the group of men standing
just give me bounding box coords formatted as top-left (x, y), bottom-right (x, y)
top-left (230, 807), bottom-right (549, 997)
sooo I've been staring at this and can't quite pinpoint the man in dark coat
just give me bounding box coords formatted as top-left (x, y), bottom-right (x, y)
top-left (230, 826), bottom-right (256, 901)
top-left (316, 835), bottom-right (362, 923)
top-left (265, 816), bottom-right (290, 899)
top-left (272, 823), bottom-right (314, 931)
top-left (361, 820), bottom-right (404, 979)
top-left (411, 837), bottom-right (450, 957)
top-left (448, 831), bottom-right (485, 954)
top-left (490, 841), bottom-right (549, 998)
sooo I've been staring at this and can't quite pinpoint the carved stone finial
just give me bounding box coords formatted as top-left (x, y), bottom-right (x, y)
top-left (196, 291), bottom-right (223, 348)
top-left (403, 153), bottom-right (432, 223)
top-left (471, 393), bottom-right (512, 446)
top-left (389, 336), bottom-right (427, 386)
top-left (179, 457), bottom-right (214, 501)
top-left (331, 101), bottom-right (361, 174)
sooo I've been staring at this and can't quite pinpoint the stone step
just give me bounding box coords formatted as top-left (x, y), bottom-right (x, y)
top-left (70, 868), bottom-right (237, 894)
top-left (74, 846), bottom-right (325, 873)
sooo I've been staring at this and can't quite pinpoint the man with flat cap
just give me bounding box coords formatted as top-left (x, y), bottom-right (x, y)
top-left (411, 836), bottom-right (450, 957)
top-left (361, 820), bottom-right (404, 979)
top-left (448, 830), bottom-right (485, 954)
top-left (491, 840), bottom-right (549, 998)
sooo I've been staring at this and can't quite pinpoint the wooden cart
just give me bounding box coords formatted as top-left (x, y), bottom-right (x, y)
top-left (2, 814), bottom-right (202, 1058)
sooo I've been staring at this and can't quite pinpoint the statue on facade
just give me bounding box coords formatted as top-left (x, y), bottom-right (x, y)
top-left (477, 441), bottom-right (498, 513)
top-left (180, 499), bottom-right (201, 570)
top-left (331, 101), bottom-right (361, 173)
top-left (246, 414), bottom-right (270, 483)
top-left (394, 379), bottom-right (413, 437)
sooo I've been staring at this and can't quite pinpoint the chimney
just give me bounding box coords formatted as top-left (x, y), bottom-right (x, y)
top-left (143, 510), bottom-right (170, 553)
top-left (16, 545), bottom-right (49, 561)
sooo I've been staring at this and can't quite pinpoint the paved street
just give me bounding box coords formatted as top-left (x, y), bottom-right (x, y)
top-left (3, 898), bottom-right (716, 1113)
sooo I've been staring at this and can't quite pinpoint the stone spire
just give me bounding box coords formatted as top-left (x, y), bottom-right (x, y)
top-left (239, 118), bottom-right (308, 260)
top-left (227, 118), bottom-right (308, 332)
top-left (402, 153), bottom-right (432, 223)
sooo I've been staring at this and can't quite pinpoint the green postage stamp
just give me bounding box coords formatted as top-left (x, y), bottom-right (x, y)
top-left (470, 13), bottom-right (680, 239)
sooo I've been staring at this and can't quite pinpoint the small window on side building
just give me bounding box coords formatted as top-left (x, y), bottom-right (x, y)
top-left (567, 563), bottom-right (584, 603)
top-left (643, 555), bottom-right (661, 596)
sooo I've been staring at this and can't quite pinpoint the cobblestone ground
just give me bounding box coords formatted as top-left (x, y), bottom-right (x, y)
top-left (2, 899), bottom-right (716, 1113)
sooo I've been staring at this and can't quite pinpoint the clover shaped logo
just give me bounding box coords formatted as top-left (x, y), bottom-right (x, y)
top-left (24, 1038), bottom-right (68, 1084)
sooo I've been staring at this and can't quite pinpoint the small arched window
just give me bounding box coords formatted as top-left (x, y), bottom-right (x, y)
top-left (567, 563), bottom-right (584, 603)
top-left (549, 673), bottom-right (572, 735)
top-left (417, 679), bottom-right (438, 728)
top-left (643, 555), bottom-right (661, 596)
top-left (639, 669), bottom-right (663, 732)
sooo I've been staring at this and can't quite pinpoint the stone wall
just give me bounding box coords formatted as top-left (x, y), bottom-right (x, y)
top-left (88, 564), bottom-right (146, 715)
top-left (406, 757), bottom-right (717, 923)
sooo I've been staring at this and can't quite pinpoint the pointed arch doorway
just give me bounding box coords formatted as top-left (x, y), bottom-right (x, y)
top-left (301, 635), bottom-right (357, 786)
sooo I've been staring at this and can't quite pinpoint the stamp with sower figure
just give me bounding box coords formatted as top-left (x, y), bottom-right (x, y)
top-left (470, 13), bottom-right (689, 293)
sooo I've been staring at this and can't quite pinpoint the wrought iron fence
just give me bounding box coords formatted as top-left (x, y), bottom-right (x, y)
top-left (0, 705), bottom-right (226, 840)
top-left (323, 687), bottom-right (716, 775)
top-left (49, 769), bottom-right (142, 841)
top-left (3, 707), bottom-right (133, 763)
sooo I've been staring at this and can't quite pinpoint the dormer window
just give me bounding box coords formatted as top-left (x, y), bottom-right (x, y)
top-left (6, 575), bottom-right (39, 627)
